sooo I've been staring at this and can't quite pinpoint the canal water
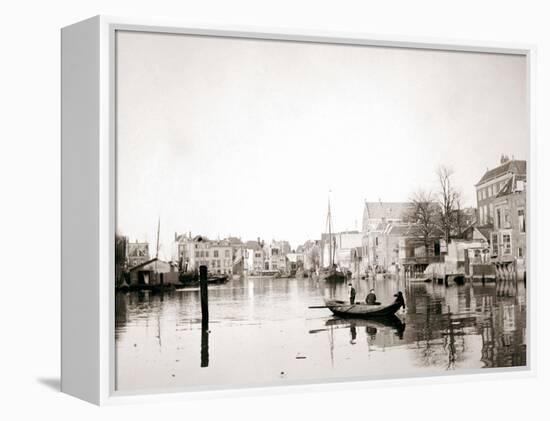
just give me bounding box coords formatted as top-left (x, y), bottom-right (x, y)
top-left (115, 276), bottom-right (527, 392)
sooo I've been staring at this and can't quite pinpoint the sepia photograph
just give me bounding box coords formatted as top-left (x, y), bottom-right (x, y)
top-left (113, 30), bottom-right (528, 392)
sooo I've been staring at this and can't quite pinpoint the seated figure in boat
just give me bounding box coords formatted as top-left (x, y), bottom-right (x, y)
top-left (365, 289), bottom-right (380, 305)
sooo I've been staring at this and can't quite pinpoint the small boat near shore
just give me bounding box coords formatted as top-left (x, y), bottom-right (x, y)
top-left (179, 273), bottom-right (229, 287)
top-left (319, 267), bottom-right (347, 282)
top-left (324, 299), bottom-right (403, 318)
top-left (407, 277), bottom-right (431, 283)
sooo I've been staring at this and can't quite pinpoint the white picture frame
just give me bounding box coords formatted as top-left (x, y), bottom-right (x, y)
top-left (61, 15), bottom-right (537, 405)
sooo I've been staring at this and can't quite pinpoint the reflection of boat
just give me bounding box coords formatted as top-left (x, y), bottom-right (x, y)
top-left (325, 315), bottom-right (405, 332)
top-left (325, 299), bottom-right (403, 318)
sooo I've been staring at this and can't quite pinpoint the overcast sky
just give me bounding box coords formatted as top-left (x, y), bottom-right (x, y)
top-left (116, 31), bottom-right (528, 256)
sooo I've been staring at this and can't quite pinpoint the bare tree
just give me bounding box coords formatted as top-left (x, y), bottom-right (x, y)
top-left (407, 190), bottom-right (439, 251)
top-left (436, 166), bottom-right (458, 244)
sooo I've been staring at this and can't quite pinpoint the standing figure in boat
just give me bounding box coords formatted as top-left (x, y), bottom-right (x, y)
top-left (348, 283), bottom-right (356, 304)
top-left (394, 291), bottom-right (406, 310)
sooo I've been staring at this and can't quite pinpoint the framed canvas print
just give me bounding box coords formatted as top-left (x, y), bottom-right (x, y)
top-left (61, 16), bottom-right (535, 405)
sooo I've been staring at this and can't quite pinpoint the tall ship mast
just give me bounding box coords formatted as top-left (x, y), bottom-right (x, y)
top-left (321, 194), bottom-right (346, 282)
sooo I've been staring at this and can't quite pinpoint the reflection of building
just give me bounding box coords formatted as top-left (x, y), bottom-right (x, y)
top-left (127, 240), bottom-right (150, 268)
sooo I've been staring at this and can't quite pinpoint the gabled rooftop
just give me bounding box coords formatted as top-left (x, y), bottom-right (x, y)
top-left (476, 159), bottom-right (526, 186)
top-left (364, 202), bottom-right (411, 222)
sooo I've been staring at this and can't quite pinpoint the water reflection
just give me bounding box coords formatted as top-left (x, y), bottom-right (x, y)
top-left (115, 276), bottom-right (526, 391)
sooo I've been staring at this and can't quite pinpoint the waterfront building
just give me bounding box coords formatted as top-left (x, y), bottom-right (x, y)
top-left (115, 234), bottom-right (129, 285)
top-left (127, 240), bottom-right (150, 268)
top-left (265, 240), bottom-right (291, 272)
top-left (174, 233), bottom-right (234, 275)
top-left (299, 240), bottom-right (321, 272)
top-left (462, 225), bottom-right (492, 244)
top-left (361, 201), bottom-right (412, 271)
top-left (475, 156), bottom-right (526, 226)
top-left (490, 177), bottom-right (527, 279)
top-left (128, 258), bottom-right (178, 286)
top-left (244, 239), bottom-right (265, 274)
top-left (320, 230), bottom-right (362, 272)
top-left (473, 156), bottom-right (527, 280)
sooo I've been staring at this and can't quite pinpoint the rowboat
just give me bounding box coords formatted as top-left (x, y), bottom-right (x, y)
top-left (319, 268), bottom-right (347, 282)
top-left (179, 273), bottom-right (229, 287)
top-left (324, 299), bottom-right (403, 318)
top-left (407, 277), bottom-right (431, 283)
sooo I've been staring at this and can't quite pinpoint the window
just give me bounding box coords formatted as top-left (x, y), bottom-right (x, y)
top-left (488, 185), bottom-right (492, 196)
top-left (518, 209), bottom-right (525, 233)
top-left (205, 251), bottom-right (209, 258)
top-left (195, 251), bottom-right (199, 258)
top-left (518, 247), bottom-right (523, 258)
top-left (489, 203), bottom-right (494, 223)
top-left (375, 237), bottom-right (379, 246)
top-left (502, 234), bottom-right (511, 255)
top-left (255, 252), bottom-right (261, 258)
top-left (213, 250), bottom-right (219, 258)
top-left (491, 233), bottom-right (499, 256)
top-left (200, 251), bottom-right (204, 258)
top-left (482, 189), bottom-right (486, 200)
top-left (477, 190), bottom-right (482, 201)
top-left (225, 250), bottom-right (230, 258)
top-left (479, 206), bottom-right (485, 225)
top-left (434, 241), bottom-right (440, 256)
top-left (496, 209), bottom-right (501, 229)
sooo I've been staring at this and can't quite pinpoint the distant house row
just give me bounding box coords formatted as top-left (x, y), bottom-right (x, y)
top-left (116, 156), bottom-right (527, 285)
top-left (350, 155), bottom-right (527, 279)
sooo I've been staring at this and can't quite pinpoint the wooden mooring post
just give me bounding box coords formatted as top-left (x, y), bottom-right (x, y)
top-left (199, 265), bottom-right (209, 327)
top-left (199, 265), bottom-right (209, 367)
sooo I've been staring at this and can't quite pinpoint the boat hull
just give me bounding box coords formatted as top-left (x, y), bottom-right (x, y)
top-left (320, 269), bottom-right (347, 282)
top-left (325, 299), bottom-right (403, 318)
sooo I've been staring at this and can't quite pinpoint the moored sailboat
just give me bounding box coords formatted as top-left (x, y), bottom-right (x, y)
top-left (319, 196), bottom-right (347, 282)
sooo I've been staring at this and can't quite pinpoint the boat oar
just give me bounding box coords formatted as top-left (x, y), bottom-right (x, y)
top-left (308, 305), bottom-right (329, 309)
